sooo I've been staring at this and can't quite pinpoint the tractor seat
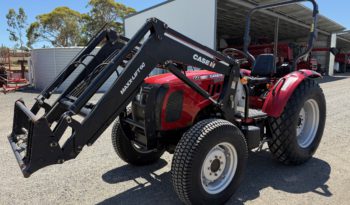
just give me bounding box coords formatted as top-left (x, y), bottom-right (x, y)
top-left (246, 54), bottom-right (275, 84)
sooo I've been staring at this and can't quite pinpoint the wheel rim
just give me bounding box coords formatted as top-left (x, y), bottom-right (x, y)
top-left (296, 99), bottom-right (320, 148)
top-left (200, 142), bottom-right (238, 195)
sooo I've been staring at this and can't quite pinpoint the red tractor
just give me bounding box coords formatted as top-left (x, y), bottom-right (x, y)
top-left (8, 0), bottom-right (325, 204)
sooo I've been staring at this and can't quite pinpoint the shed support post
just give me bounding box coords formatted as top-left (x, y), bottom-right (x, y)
top-left (328, 33), bottom-right (337, 76)
top-left (273, 18), bottom-right (280, 70)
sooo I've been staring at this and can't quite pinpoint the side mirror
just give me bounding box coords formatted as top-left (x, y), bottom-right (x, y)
top-left (330, 47), bottom-right (339, 55)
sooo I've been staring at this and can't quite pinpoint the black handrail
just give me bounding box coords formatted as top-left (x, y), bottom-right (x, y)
top-left (243, 0), bottom-right (319, 70)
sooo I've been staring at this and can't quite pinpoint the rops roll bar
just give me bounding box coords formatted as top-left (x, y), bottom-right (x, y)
top-left (243, 0), bottom-right (319, 70)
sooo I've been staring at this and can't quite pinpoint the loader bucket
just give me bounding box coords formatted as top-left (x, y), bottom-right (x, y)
top-left (8, 100), bottom-right (63, 177)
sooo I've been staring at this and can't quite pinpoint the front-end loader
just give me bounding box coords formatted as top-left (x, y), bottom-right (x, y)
top-left (8, 0), bottom-right (325, 204)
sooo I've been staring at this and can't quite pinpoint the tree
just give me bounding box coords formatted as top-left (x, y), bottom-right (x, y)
top-left (0, 45), bottom-right (10, 61)
top-left (84, 0), bottom-right (136, 37)
top-left (27, 7), bottom-right (84, 47)
top-left (6, 8), bottom-right (27, 50)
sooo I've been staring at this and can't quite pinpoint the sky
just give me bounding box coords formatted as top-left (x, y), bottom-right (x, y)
top-left (0, 0), bottom-right (165, 48)
top-left (0, 0), bottom-right (349, 48)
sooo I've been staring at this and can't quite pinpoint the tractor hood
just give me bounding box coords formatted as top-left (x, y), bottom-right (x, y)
top-left (144, 70), bottom-right (223, 85)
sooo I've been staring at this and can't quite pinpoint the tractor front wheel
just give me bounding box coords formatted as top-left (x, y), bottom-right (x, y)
top-left (268, 79), bottom-right (326, 165)
top-left (172, 119), bottom-right (248, 205)
top-left (111, 118), bottom-right (164, 165)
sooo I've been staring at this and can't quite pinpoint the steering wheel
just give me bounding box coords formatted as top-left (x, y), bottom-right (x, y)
top-left (222, 48), bottom-right (255, 65)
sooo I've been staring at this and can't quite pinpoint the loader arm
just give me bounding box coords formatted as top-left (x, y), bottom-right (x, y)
top-left (8, 18), bottom-right (239, 177)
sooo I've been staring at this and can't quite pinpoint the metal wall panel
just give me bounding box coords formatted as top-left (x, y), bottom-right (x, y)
top-left (30, 48), bottom-right (167, 92)
top-left (125, 0), bottom-right (216, 49)
top-left (30, 48), bottom-right (120, 92)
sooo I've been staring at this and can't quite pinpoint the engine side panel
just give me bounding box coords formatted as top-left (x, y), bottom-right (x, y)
top-left (144, 70), bottom-right (224, 131)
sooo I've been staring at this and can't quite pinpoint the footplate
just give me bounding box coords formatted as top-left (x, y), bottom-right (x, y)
top-left (8, 100), bottom-right (63, 177)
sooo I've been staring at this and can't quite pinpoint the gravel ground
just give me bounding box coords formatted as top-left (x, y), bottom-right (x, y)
top-left (1, 74), bottom-right (350, 205)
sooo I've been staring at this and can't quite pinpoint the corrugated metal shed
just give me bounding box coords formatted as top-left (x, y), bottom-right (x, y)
top-left (30, 47), bottom-right (168, 92)
top-left (217, 0), bottom-right (345, 41)
top-left (30, 48), bottom-right (119, 92)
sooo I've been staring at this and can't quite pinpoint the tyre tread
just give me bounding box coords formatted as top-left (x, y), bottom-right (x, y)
top-left (268, 79), bottom-right (325, 165)
top-left (171, 119), bottom-right (247, 204)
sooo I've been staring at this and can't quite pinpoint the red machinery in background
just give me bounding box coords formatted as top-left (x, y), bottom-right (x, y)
top-left (309, 47), bottom-right (347, 73)
top-left (335, 53), bottom-right (350, 64)
top-left (0, 49), bottom-right (29, 94)
top-left (226, 42), bottom-right (320, 72)
top-left (0, 73), bottom-right (29, 94)
top-left (335, 52), bottom-right (350, 72)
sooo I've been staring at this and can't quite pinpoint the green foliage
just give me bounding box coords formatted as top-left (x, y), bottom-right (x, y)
top-left (84, 0), bottom-right (136, 37)
top-left (6, 8), bottom-right (27, 49)
top-left (25, 1), bottom-right (135, 47)
top-left (27, 7), bottom-right (85, 47)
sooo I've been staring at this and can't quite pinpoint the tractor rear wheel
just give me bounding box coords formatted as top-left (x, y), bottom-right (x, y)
top-left (172, 119), bottom-right (248, 205)
top-left (268, 79), bottom-right (326, 165)
top-left (111, 118), bottom-right (164, 165)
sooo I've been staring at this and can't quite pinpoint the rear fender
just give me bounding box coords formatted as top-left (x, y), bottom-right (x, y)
top-left (262, 69), bottom-right (321, 118)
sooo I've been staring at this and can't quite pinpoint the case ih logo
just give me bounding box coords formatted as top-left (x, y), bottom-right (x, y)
top-left (120, 62), bottom-right (146, 95)
top-left (193, 54), bottom-right (216, 68)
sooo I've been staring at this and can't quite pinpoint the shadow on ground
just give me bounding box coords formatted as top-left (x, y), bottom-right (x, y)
top-left (98, 151), bottom-right (331, 205)
top-left (227, 151), bottom-right (331, 204)
top-left (10, 86), bottom-right (106, 94)
top-left (99, 159), bottom-right (180, 205)
top-left (317, 73), bottom-right (350, 84)
top-left (5, 86), bottom-right (40, 94)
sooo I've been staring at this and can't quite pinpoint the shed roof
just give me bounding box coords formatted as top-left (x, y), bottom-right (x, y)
top-left (337, 31), bottom-right (350, 49)
top-left (217, 0), bottom-right (345, 41)
top-left (249, 0), bottom-right (345, 33)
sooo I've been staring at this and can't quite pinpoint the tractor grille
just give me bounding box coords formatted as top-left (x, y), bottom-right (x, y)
top-left (165, 91), bottom-right (183, 122)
